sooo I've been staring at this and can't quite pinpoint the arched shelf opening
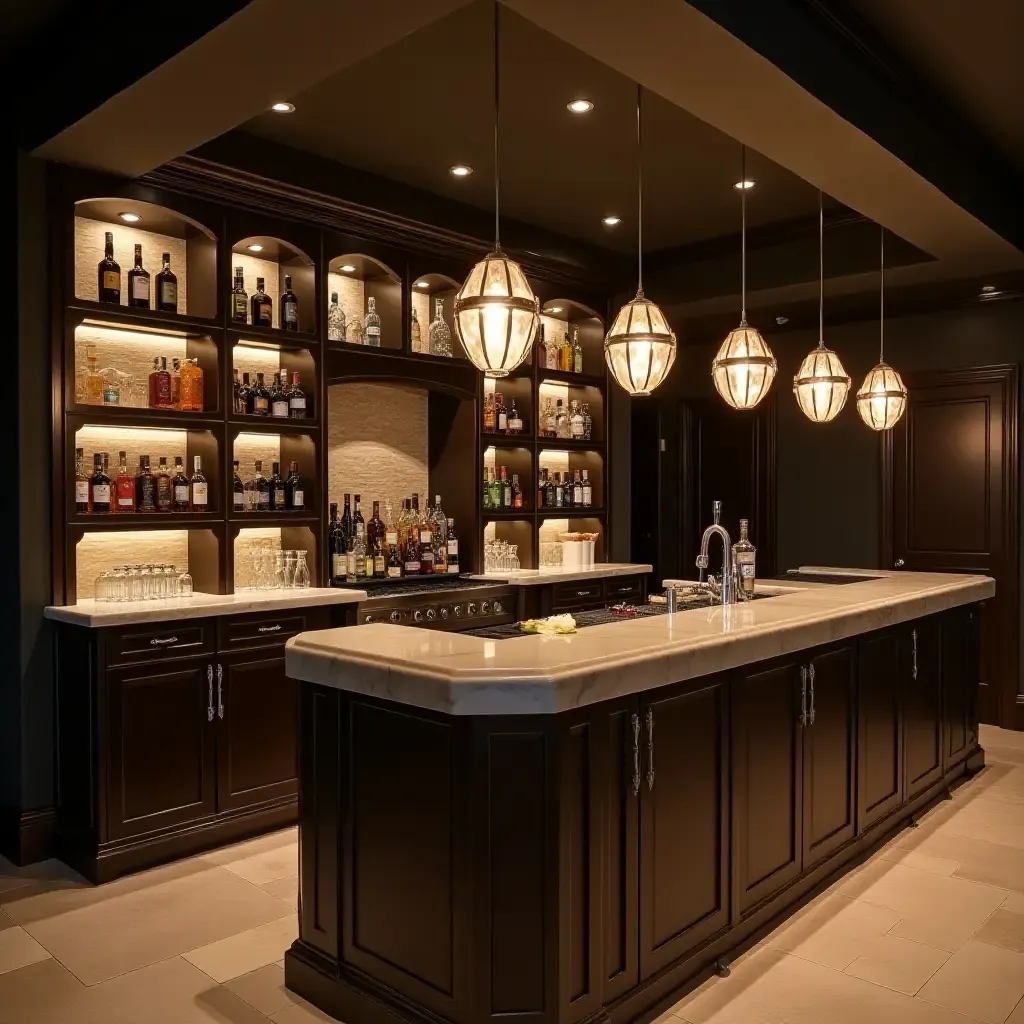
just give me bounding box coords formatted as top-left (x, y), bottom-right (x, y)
top-left (411, 273), bottom-right (464, 359)
top-left (230, 236), bottom-right (316, 336)
top-left (538, 298), bottom-right (605, 378)
top-left (327, 254), bottom-right (401, 350)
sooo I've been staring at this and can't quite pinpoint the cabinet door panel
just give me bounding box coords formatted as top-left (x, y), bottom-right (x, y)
top-left (107, 659), bottom-right (216, 840)
top-left (803, 646), bottom-right (856, 867)
top-left (217, 652), bottom-right (298, 812)
top-left (944, 607), bottom-right (979, 769)
top-left (858, 631), bottom-right (904, 831)
top-left (733, 661), bottom-right (803, 914)
top-left (904, 617), bottom-right (943, 798)
top-left (640, 679), bottom-right (729, 978)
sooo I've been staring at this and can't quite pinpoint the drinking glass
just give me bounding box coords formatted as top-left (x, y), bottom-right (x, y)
top-left (293, 550), bottom-right (310, 588)
top-left (178, 571), bottom-right (193, 597)
top-left (282, 550), bottom-right (297, 589)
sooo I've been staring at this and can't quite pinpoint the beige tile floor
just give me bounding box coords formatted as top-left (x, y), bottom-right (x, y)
top-left (0, 725), bottom-right (1022, 1023)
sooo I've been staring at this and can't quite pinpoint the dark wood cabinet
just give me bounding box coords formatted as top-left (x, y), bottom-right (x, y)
top-left (943, 605), bottom-right (979, 769)
top-left (857, 630), bottom-right (904, 832)
top-left (903, 616), bottom-right (944, 798)
top-left (106, 658), bottom-right (217, 841)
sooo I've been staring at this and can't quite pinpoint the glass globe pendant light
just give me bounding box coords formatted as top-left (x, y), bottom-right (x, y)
top-left (856, 227), bottom-right (908, 430)
top-left (453, 0), bottom-right (539, 378)
top-left (712, 145), bottom-right (777, 409)
top-left (793, 191), bottom-right (851, 422)
top-left (604, 86), bottom-right (677, 396)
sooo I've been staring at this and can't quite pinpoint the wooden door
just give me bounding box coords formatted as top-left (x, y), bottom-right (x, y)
top-left (802, 645), bottom-right (856, 867)
top-left (106, 658), bottom-right (216, 840)
top-left (216, 651), bottom-right (299, 812)
top-left (733, 659), bottom-right (803, 915)
top-left (885, 366), bottom-right (1018, 728)
top-left (857, 631), bottom-right (904, 831)
top-left (904, 616), bottom-right (944, 798)
top-left (639, 679), bottom-right (729, 979)
top-left (943, 606), bottom-right (981, 769)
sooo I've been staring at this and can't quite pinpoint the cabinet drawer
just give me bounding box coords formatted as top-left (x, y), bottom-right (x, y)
top-left (105, 621), bottom-right (214, 667)
top-left (605, 576), bottom-right (643, 601)
top-left (552, 580), bottom-right (605, 610)
top-left (218, 607), bottom-right (331, 652)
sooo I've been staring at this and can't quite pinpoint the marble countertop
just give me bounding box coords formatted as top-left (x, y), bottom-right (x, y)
top-left (286, 570), bottom-right (994, 716)
top-left (44, 588), bottom-right (367, 627)
top-left (468, 563), bottom-right (651, 586)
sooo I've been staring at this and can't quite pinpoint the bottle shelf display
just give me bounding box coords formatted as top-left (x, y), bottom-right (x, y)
top-left (231, 341), bottom-right (315, 423)
top-left (232, 432), bottom-right (318, 522)
top-left (410, 275), bottom-right (463, 359)
top-left (327, 254), bottom-right (401, 350)
top-left (229, 236), bottom-right (316, 336)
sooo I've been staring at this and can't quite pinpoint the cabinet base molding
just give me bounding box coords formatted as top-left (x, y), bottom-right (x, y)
top-left (58, 799), bottom-right (296, 884)
top-left (0, 806), bottom-right (56, 866)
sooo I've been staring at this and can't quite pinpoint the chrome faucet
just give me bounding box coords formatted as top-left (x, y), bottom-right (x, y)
top-left (696, 501), bottom-right (734, 606)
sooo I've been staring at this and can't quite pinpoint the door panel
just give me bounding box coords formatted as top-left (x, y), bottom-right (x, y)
top-left (904, 616), bottom-right (944, 798)
top-left (858, 631), bottom-right (903, 831)
top-left (802, 645), bottom-right (856, 867)
top-left (943, 606), bottom-right (980, 769)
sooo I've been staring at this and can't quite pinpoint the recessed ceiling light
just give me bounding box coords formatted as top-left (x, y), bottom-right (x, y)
top-left (775, 315), bottom-right (789, 325)
top-left (416, 280), bottom-right (430, 288)
top-left (340, 264), bottom-right (356, 273)
top-left (734, 179), bottom-right (756, 190)
top-left (271, 102), bottom-right (295, 113)
top-left (449, 165), bottom-right (473, 177)
top-left (602, 216), bottom-right (621, 226)
top-left (981, 284), bottom-right (997, 293)
top-left (247, 243), bottom-right (264, 252)
top-left (118, 212), bottom-right (140, 223)
top-left (567, 99), bottom-right (594, 114)
top-left (545, 306), bottom-right (563, 314)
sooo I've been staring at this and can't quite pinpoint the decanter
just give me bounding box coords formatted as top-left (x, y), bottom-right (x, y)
top-left (327, 291), bottom-right (346, 342)
top-left (411, 307), bottom-right (423, 353)
top-left (348, 310), bottom-right (364, 345)
top-left (363, 296), bottom-right (381, 347)
top-left (582, 402), bottom-right (592, 440)
top-left (428, 298), bottom-right (452, 357)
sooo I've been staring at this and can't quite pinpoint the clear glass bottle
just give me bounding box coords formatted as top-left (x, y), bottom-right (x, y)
top-left (559, 331), bottom-right (572, 371)
top-left (190, 455), bottom-right (208, 512)
top-left (170, 357), bottom-right (182, 409)
top-left (347, 310), bottom-right (363, 345)
top-left (732, 518), bottom-right (757, 597)
top-left (582, 402), bottom-right (592, 441)
top-left (327, 291), bottom-right (346, 342)
top-left (83, 345), bottom-right (104, 405)
top-left (410, 306), bottom-right (422, 353)
top-left (75, 447), bottom-right (90, 514)
top-left (364, 296), bottom-right (381, 347)
top-left (431, 495), bottom-right (448, 574)
top-left (555, 399), bottom-right (569, 439)
top-left (572, 327), bottom-right (583, 373)
top-left (581, 469), bottom-right (593, 508)
top-left (570, 400), bottom-right (585, 439)
top-left (428, 298), bottom-right (452, 357)
top-left (445, 518), bottom-right (459, 573)
top-left (545, 325), bottom-right (559, 369)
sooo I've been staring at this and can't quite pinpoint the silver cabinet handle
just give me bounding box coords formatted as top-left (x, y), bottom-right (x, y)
top-left (577, 589), bottom-right (591, 597)
top-left (799, 666), bottom-right (808, 727)
top-left (645, 708), bottom-right (655, 791)
top-left (217, 663), bottom-right (224, 719)
top-left (631, 713), bottom-right (640, 797)
top-left (150, 636), bottom-right (179, 646)
top-left (808, 662), bottom-right (816, 725)
top-left (257, 625), bottom-right (281, 633)
top-left (206, 665), bottom-right (214, 723)
top-left (911, 629), bottom-right (918, 680)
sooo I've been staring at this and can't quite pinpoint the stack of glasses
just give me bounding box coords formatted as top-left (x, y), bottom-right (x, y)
top-left (94, 563), bottom-right (194, 602)
top-left (237, 541), bottom-right (311, 590)
top-left (483, 540), bottom-right (520, 574)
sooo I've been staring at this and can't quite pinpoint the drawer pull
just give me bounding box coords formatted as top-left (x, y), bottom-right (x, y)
top-left (631, 713), bottom-right (640, 796)
top-left (577, 589), bottom-right (592, 597)
top-left (206, 665), bottom-right (214, 723)
top-left (645, 708), bottom-right (655, 791)
top-left (257, 625), bottom-right (282, 633)
top-left (150, 636), bottom-right (179, 646)
top-left (217, 664), bottom-right (224, 719)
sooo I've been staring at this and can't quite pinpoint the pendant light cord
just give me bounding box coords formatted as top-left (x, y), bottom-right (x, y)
top-left (740, 145), bottom-right (747, 323)
top-left (817, 189), bottom-right (824, 350)
top-left (636, 84), bottom-right (643, 296)
top-left (879, 225), bottom-right (885, 363)
top-left (493, 0), bottom-right (501, 250)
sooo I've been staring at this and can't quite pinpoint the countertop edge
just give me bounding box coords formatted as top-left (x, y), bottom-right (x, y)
top-left (467, 563), bottom-right (652, 586)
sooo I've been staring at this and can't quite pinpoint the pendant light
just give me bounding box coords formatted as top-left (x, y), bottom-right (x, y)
top-left (712, 145), bottom-right (777, 409)
top-left (857, 227), bottom-right (908, 430)
top-left (453, 0), bottom-right (539, 378)
top-left (793, 191), bottom-right (851, 422)
top-left (604, 85), bottom-right (677, 396)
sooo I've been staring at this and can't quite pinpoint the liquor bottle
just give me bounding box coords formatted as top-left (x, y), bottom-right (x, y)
top-left (147, 357), bottom-right (160, 407)
top-left (150, 357), bottom-right (172, 408)
top-left (555, 399), bottom-right (568, 439)
top-left (428, 298), bottom-right (452, 356)
top-left (732, 518), bottom-right (757, 597)
top-left (353, 494), bottom-right (366, 544)
top-left (347, 310), bottom-right (363, 345)
top-left (91, 453), bottom-right (112, 513)
top-left (251, 277), bottom-right (273, 327)
top-left (367, 501), bottom-right (384, 553)
top-left (563, 472), bottom-right (574, 509)
top-left (507, 399), bottom-right (522, 434)
top-left (544, 398), bottom-right (557, 437)
top-left (573, 471), bottom-right (583, 506)
top-left (269, 461), bottom-right (286, 510)
top-left (285, 461), bottom-right (304, 509)
top-left (232, 370), bottom-right (241, 415)
top-left (545, 324), bottom-right (559, 370)
top-left (190, 455), bottom-right (208, 512)
top-left (560, 331), bottom-right (572, 371)
top-left (445, 518), bottom-right (459, 573)
top-left (136, 455), bottom-right (156, 512)
top-left (582, 403), bottom-right (592, 441)
top-left (82, 346), bottom-right (104, 405)
top-left (538, 468), bottom-right (548, 509)
top-left (386, 536), bottom-right (402, 578)
top-left (409, 493), bottom-right (421, 544)
top-left (251, 372), bottom-right (270, 416)
top-left (155, 252), bottom-right (178, 313)
top-left (552, 472), bottom-right (563, 508)
top-left (489, 468), bottom-right (502, 510)
top-left (127, 243), bottom-right (150, 309)
top-left (98, 232), bottom-right (121, 303)
top-left (512, 473), bottom-right (523, 509)
top-left (281, 275), bottom-right (299, 331)
top-left (155, 456), bottom-right (172, 511)
top-left (372, 534), bottom-right (386, 578)
top-left (271, 374), bottom-right (289, 418)
top-left (327, 292), bottom-right (346, 342)
top-left (238, 372), bottom-right (252, 414)
top-left (253, 460), bottom-right (270, 510)
top-left (345, 535), bottom-right (359, 583)
top-left (114, 451), bottom-right (136, 512)
top-left (75, 448), bottom-right (90, 514)
top-left (410, 306), bottom-right (422, 353)
top-left (396, 498), bottom-right (412, 563)
top-left (418, 513), bottom-right (434, 575)
top-left (170, 358), bottom-right (181, 409)
top-left (288, 372), bottom-right (306, 419)
top-left (501, 466), bottom-right (512, 508)
top-left (496, 394), bottom-right (508, 433)
top-left (570, 400), bottom-right (585, 439)
top-left (182, 358), bottom-right (203, 411)
top-left (353, 529), bottom-right (370, 579)
top-left (364, 296), bottom-right (381, 347)
top-left (536, 322), bottom-right (547, 366)
top-left (340, 494), bottom-right (353, 545)
top-left (572, 328), bottom-right (583, 373)
top-left (231, 266), bottom-right (248, 323)
top-left (328, 503), bottom-right (342, 582)
top-left (483, 393), bottom-right (496, 433)
top-left (581, 469), bottom-right (592, 508)
top-left (232, 460), bottom-right (245, 512)
top-left (482, 469), bottom-right (491, 509)
top-left (402, 520), bottom-right (421, 576)
top-left (171, 456), bottom-right (190, 511)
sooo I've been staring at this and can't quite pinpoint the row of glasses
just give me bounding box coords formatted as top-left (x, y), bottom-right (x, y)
top-left (539, 540), bottom-right (563, 567)
top-left (238, 540), bottom-right (311, 590)
top-left (484, 540), bottom-right (520, 574)
top-left (94, 563), bottom-right (194, 602)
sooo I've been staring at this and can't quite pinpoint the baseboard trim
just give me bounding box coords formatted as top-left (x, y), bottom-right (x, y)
top-left (0, 805), bottom-right (56, 866)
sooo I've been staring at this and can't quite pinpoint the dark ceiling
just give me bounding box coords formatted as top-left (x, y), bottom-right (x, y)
top-left (240, 1), bottom-right (828, 256)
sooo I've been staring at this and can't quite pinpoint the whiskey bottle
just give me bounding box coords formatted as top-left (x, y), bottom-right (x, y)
top-left (238, 372), bottom-right (252, 414)
top-left (136, 455), bottom-right (156, 512)
top-left (386, 537), bottom-right (402, 578)
top-left (496, 394), bottom-right (508, 432)
top-left (544, 398), bottom-right (557, 437)
top-left (364, 296), bottom-right (381, 347)
top-left (114, 451), bottom-right (136, 512)
top-left (483, 393), bottom-right (496, 433)
top-left (98, 231), bottom-right (121, 304)
top-left (270, 374), bottom-right (289, 418)
top-left (429, 496), bottom-right (448, 574)
top-left (512, 473), bottom-right (523, 509)
top-left (559, 331), bottom-right (572, 372)
top-left (251, 277), bottom-right (273, 327)
top-left (251, 372), bottom-right (270, 416)
top-left (232, 460), bottom-right (245, 512)
top-left (269, 461), bottom-right (286, 510)
top-left (286, 461), bottom-right (304, 509)
top-left (367, 501), bottom-right (384, 553)
top-left (170, 358), bottom-right (181, 409)
top-left (581, 469), bottom-right (592, 508)
top-left (573, 471), bottom-right (583, 506)
top-left (538, 468), bottom-right (548, 509)
top-left (181, 358), bottom-right (203, 412)
top-left (155, 252), bottom-right (178, 313)
top-left (253, 460), bottom-right (270, 510)
top-left (732, 519), bottom-right (757, 597)
top-left (545, 324), bottom-right (559, 370)
top-left (570, 400), bottom-right (585, 439)
top-left (536, 322), bottom-right (547, 366)
top-left (563, 472), bottom-right (574, 509)
top-left (372, 534), bottom-right (386, 578)
top-left (127, 244), bottom-right (150, 309)
top-left (150, 357), bottom-right (173, 408)
top-left (555, 399), bottom-right (568, 438)
top-left (327, 292), bottom-right (346, 342)
top-left (231, 266), bottom-right (248, 323)
top-left (402, 522), bottom-right (421, 576)
top-left (410, 306), bottom-right (422, 353)
top-left (329, 503), bottom-right (344, 582)
top-left (281, 275), bottom-right (299, 331)
top-left (190, 455), bottom-right (208, 512)
top-left (428, 298), bottom-right (452, 357)
top-left (155, 456), bottom-right (172, 512)
top-left (75, 448), bottom-right (90, 514)
top-left (552, 472), bottom-right (563, 508)
top-left (82, 346), bottom-right (104, 405)
top-left (572, 328), bottom-right (583, 373)
top-left (288, 372), bottom-right (306, 419)
top-left (409, 493), bottom-right (422, 544)
top-left (91, 453), bottom-right (112, 513)
top-left (507, 399), bottom-right (522, 435)
top-left (172, 456), bottom-right (190, 512)
top-left (445, 518), bottom-right (459, 574)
